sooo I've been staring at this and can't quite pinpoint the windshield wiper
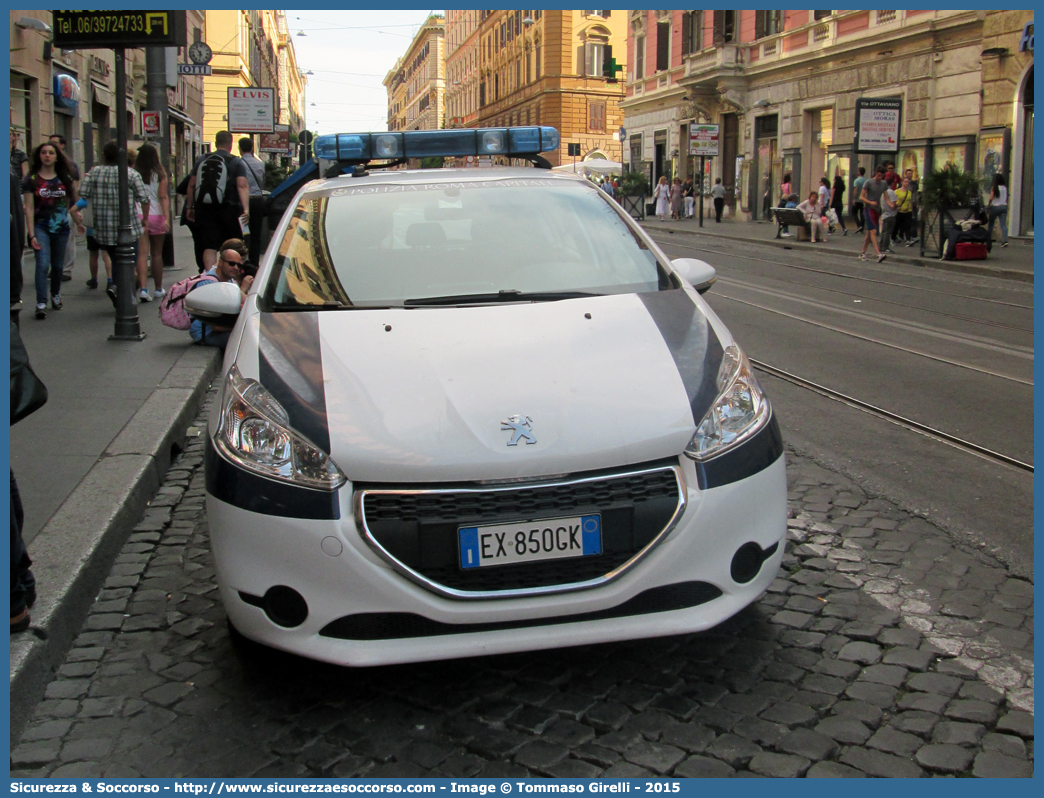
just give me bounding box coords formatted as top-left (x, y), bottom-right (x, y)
top-left (404, 289), bottom-right (599, 307)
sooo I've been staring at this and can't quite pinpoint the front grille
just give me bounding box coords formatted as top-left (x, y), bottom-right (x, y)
top-left (355, 462), bottom-right (685, 597)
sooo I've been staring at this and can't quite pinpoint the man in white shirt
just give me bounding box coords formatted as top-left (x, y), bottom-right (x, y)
top-left (238, 138), bottom-right (267, 264)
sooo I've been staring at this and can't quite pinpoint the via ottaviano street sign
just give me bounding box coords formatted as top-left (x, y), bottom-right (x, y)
top-left (52, 10), bottom-right (187, 341)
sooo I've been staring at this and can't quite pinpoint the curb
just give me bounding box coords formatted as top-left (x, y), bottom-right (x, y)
top-left (9, 346), bottom-right (222, 742)
top-left (641, 223), bottom-right (1034, 284)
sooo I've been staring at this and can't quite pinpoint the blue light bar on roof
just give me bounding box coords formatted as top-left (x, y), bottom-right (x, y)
top-left (313, 126), bottom-right (560, 162)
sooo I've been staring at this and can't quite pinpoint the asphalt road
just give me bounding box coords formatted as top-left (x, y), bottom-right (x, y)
top-left (648, 232), bottom-right (1034, 579)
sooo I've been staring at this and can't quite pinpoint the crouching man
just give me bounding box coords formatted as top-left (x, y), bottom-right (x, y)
top-left (189, 238), bottom-right (252, 349)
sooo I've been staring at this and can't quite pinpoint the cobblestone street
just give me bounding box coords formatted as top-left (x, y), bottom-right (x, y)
top-left (11, 387), bottom-right (1034, 779)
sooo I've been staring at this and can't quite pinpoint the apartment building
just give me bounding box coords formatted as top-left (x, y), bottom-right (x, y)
top-left (623, 10), bottom-right (994, 222)
top-left (384, 15), bottom-right (445, 133)
top-left (446, 10), bottom-right (482, 128)
top-left (458, 9), bottom-right (627, 166)
top-left (276, 12), bottom-right (305, 139)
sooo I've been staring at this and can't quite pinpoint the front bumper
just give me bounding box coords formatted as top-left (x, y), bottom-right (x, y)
top-left (206, 448), bottom-right (787, 667)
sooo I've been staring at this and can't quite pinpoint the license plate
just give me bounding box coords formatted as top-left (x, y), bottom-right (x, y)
top-left (458, 514), bottom-right (602, 569)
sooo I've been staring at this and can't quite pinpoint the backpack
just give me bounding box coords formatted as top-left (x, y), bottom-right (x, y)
top-left (158, 273), bottom-right (218, 330)
top-left (194, 152), bottom-right (232, 206)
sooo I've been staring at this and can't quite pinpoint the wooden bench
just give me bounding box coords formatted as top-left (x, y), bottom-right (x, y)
top-left (772, 207), bottom-right (811, 240)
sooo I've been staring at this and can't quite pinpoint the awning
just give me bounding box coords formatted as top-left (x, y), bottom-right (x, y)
top-left (166, 107), bottom-right (197, 126)
top-left (90, 80), bottom-right (112, 107)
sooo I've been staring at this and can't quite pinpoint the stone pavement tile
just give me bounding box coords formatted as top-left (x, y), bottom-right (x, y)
top-left (995, 711), bottom-right (1034, 739)
top-left (584, 701), bottom-right (632, 732)
top-left (777, 728), bottom-right (838, 761)
top-left (867, 726), bottom-right (925, 758)
top-left (859, 664), bottom-right (907, 687)
top-left (514, 740), bottom-right (569, 772)
top-left (436, 752), bottom-right (485, 777)
top-left (915, 744), bottom-right (974, 773)
top-left (400, 741), bottom-right (454, 770)
top-left (814, 717), bottom-right (871, 745)
top-left (806, 761), bottom-right (866, 777)
top-left (11, 740), bottom-right (62, 769)
top-left (601, 762), bottom-right (653, 778)
top-left (882, 647), bottom-right (935, 671)
top-left (944, 699), bottom-right (999, 725)
top-left (543, 718), bottom-right (595, 748)
top-left (897, 692), bottom-right (950, 714)
top-left (465, 728), bottom-right (533, 759)
top-left (931, 721), bottom-right (985, 747)
top-left (840, 747), bottom-right (924, 778)
top-left (837, 641), bottom-right (882, 664)
top-left (748, 751), bottom-right (811, 778)
top-left (507, 704), bottom-right (559, 735)
top-left (50, 762), bottom-right (104, 778)
top-left (674, 755), bottom-right (736, 778)
top-left (890, 711), bottom-right (939, 736)
top-left (692, 705), bottom-right (741, 733)
top-left (619, 709), bottom-right (676, 740)
top-left (595, 729), bottom-right (643, 754)
top-left (830, 700), bottom-right (883, 728)
top-left (759, 701), bottom-right (818, 728)
top-left (369, 761), bottom-right (432, 778)
top-left (981, 733), bottom-right (1027, 759)
top-left (623, 740), bottom-right (686, 774)
top-left (844, 682), bottom-right (897, 708)
top-left (544, 758), bottom-right (603, 778)
top-left (660, 723), bottom-right (715, 754)
top-left (972, 751), bottom-right (1034, 778)
top-left (958, 680), bottom-right (1005, 703)
top-left (705, 733), bottom-right (762, 767)
top-left (814, 658), bottom-right (860, 679)
top-left (573, 743), bottom-right (620, 769)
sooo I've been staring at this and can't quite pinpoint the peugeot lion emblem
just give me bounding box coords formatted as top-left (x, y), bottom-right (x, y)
top-left (501, 415), bottom-right (537, 446)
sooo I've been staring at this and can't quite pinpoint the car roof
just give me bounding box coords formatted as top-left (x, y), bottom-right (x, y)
top-left (301, 166), bottom-right (590, 197)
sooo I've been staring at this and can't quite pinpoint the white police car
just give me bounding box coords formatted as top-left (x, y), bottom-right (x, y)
top-left (186, 127), bottom-right (786, 666)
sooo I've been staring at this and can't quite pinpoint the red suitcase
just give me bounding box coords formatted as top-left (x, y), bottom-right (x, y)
top-left (955, 242), bottom-right (988, 260)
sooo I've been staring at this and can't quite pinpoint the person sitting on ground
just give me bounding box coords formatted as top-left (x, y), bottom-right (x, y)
top-left (187, 238), bottom-right (252, 350)
top-left (796, 191), bottom-right (827, 243)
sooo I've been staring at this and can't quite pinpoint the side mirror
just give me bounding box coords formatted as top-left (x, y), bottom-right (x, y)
top-left (183, 281), bottom-right (243, 317)
top-left (671, 258), bottom-right (717, 294)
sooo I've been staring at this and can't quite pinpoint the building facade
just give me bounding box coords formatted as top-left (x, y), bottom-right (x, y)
top-left (276, 11), bottom-right (305, 140)
top-left (460, 9), bottom-right (627, 167)
top-left (203, 10), bottom-right (281, 155)
top-left (980, 12), bottom-right (1033, 237)
top-left (384, 15), bottom-right (445, 134)
top-left (445, 10), bottom-right (482, 128)
top-left (623, 10), bottom-right (995, 223)
top-left (9, 9), bottom-right (205, 176)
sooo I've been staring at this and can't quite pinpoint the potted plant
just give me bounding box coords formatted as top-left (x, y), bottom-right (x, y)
top-left (618, 170), bottom-right (650, 221)
top-left (919, 163), bottom-right (982, 257)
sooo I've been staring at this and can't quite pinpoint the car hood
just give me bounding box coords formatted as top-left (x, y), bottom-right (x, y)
top-left (251, 291), bottom-right (724, 483)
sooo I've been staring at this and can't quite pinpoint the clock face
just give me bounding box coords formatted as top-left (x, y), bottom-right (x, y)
top-left (188, 42), bottom-right (213, 65)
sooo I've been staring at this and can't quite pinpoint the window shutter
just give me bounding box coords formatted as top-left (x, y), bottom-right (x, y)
top-left (755, 11), bottom-right (766, 40)
top-left (681, 14), bottom-right (692, 55)
top-left (656, 21), bottom-right (670, 72)
top-left (713, 12), bottom-right (724, 47)
top-left (603, 43), bottom-right (612, 77)
top-left (579, 44), bottom-right (587, 76)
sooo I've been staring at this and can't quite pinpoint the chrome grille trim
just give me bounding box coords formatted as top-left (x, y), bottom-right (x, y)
top-left (353, 462), bottom-right (687, 600)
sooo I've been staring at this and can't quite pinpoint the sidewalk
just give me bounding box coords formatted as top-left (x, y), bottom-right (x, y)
top-left (11, 226), bottom-right (221, 729)
top-left (640, 214), bottom-right (1034, 283)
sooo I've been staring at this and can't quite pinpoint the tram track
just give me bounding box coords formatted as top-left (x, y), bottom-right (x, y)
top-left (651, 235), bottom-right (1035, 314)
top-left (752, 359), bottom-right (1033, 474)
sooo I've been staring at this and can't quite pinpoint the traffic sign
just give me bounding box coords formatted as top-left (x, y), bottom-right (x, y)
top-left (53, 10), bottom-right (186, 49)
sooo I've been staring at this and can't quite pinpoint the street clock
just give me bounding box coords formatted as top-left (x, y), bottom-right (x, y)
top-left (188, 41), bottom-right (213, 65)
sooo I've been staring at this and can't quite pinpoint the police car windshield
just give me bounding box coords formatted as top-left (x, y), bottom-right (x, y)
top-left (262, 177), bottom-right (670, 309)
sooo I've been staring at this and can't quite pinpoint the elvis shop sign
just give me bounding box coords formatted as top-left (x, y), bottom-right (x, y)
top-left (227, 87), bottom-right (275, 133)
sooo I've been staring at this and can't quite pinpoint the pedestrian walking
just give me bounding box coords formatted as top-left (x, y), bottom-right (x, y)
top-left (878, 180), bottom-right (898, 253)
top-left (780, 173), bottom-right (792, 236)
top-left (711, 177), bottom-right (726, 223)
top-left (22, 141), bottom-right (81, 320)
top-left (987, 174), bottom-right (1009, 247)
top-left (653, 176), bottom-right (670, 221)
top-left (175, 172), bottom-right (206, 274)
top-left (10, 129), bottom-right (28, 181)
top-left (830, 174), bottom-right (847, 236)
top-left (600, 175), bottom-right (615, 199)
top-left (683, 179), bottom-right (695, 219)
top-left (238, 138), bottom-right (267, 265)
top-left (858, 165), bottom-right (887, 263)
top-left (11, 173), bottom-right (25, 325)
top-left (904, 168), bottom-right (920, 246)
top-left (132, 143), bottom-right (170, 302)
top-left (669, 177), bottom-right (684, 220)
top-left (73, 196), bottom-right (113, 292)
top-left (77, 141), bottom-right (151, 308)
top-left (852, 167), bottom-right (866, 233)
top-left (185, 131), bottom-right (251, 270)
top-left (49, 134), bottom-right (80, 282)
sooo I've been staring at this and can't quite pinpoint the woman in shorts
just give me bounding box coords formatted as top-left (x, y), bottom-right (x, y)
top-left (133, 143), bottom-right (170, 302)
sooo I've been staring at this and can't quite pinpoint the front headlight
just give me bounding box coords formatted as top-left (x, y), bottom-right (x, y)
top-left (215, 365), bottom-right (346, 491)
top-left (684, 345), bottom-right (770, 462)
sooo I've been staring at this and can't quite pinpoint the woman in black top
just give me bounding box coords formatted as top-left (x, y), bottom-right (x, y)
top-left (831, 174), bottom-right (847, 236)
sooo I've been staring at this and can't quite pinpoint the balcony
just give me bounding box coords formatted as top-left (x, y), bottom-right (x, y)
top-left (682, 43), bottom-right (743, 87)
